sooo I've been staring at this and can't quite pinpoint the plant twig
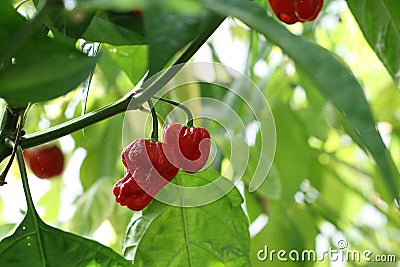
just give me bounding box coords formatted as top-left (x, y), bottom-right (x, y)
top-left (0, 111), bottom-right (25, 185)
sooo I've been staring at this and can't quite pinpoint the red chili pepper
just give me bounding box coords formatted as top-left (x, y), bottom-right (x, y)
top-left (113, 139), bottom-right (178, 211)
top-left (163, 123), bottom-right (211, 173)
top-left (267, 0), bottom-right (323, 24)
top-left (113, 171), bottom-right (153, 211)
top-left (23, 145), bottom-right (64, 179)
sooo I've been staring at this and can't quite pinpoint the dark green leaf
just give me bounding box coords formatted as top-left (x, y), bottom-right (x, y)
top-left (48, 5), bottom-right (95, 39)
top-left (144, 3), bottom-right (223, 75)
top-left (0, 55), bottom-right (97, 105)
top-left (83, 11), bottom-right (146, 45)
top-left (0, 2), bottom-right (26, 42)
top-left (0, 208), bottom-right (132, 267)
top-left (123, 170), bottom-right (251, 266)
top-left (201, 0), bottom-right (399, 201)
top-left (346, 0), bottom-right (400, 88)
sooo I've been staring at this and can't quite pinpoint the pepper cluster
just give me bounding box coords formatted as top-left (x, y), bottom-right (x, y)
top-left (113, 123), bottom-right (210, 211)
top-left (267, 0), bottom-right (324, 24)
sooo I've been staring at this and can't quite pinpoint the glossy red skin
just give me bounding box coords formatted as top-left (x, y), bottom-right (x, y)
top-left (267, 0), bottom-right (323, 24)
top-left (121, 139), bottom-right (178, 182)
top-left (114, 139), bottom-right (178, 211)
top-left (23, 145), bottom-right (64, 179)
top-left (163, 123), bottom-right (210, 173)
top-left (113, 171), bottom-right (151, 211)
top-left (113, 169), bottom-right (172, 211)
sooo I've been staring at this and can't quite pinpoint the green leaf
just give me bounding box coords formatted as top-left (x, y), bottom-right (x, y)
top-left (0, 208), bottom-right (132, 267)
top-left (83, 11), bottom-right (146, 45)
top-left (78, 114), bottom-right (123, 190)
top-left (47, 4), bottom-right (95, 39)
top-left (75, 0), bottom-right (141, 11)
top-left (0, 55), bottom-right (97, 105)
top-left (144, 2), bottom-right (223, 75)
top-left (0, 2), bottom-right (98, 105)
top-left (346, 0), bottom-right (400, 88)
top-left (123, 170), bottom-right (251, 266)
top-left (69, 177), bottom-right (116, 236)
top-left (250, 201), bottom-right (317, 267)
top-left (103, 45), bottom-right (148, 85)
top-left (200, 0), bottom-right (399, 201)
top-left (0, 2), bottom-right (26, 42)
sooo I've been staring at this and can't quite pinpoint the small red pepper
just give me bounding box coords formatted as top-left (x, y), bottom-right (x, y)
top-left (267, 0), bottom-right (323, 24)
top-left (23, 145), bottom-right (64, 179)
top-left (163, 123), bottom-right (211, 173)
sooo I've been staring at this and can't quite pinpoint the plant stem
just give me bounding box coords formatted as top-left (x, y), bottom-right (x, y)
top-left (21, 96), bottom-right (131, 149)
top-left (152, 96), bottom-right (193, 127)
top-left (148, 99), bottom-right (158, 141)
top-left (16, 145), bottom-right (37, 213)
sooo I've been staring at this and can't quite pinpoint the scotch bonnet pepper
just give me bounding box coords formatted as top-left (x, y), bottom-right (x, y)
top-left (113, 139), bottom-right (178, 211)
top-left (163, 123), bottom-right (211, 173)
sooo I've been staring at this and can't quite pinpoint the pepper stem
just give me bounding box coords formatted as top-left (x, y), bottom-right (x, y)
top-left (148, 99), bottom-right (158, 141)
top-left (152, 96), bottom-right (193, 128)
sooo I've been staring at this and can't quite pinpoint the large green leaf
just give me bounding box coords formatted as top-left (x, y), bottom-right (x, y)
top-left (123, 170), bottom-right (251, 266)
top-left (200, 0), bottom-right (399, 201)
top-left (0, 208), bottom-right (132, 267)
top-left (346, 0), bottom-right (400, 88)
